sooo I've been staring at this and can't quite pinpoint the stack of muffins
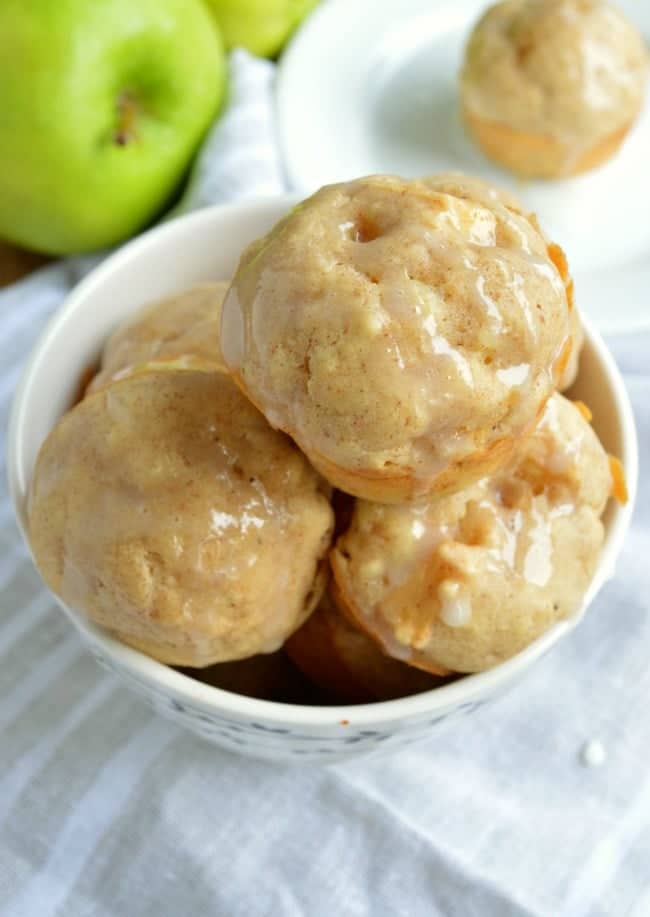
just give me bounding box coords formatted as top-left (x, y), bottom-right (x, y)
top-left (28, 170), bottom-right (624, 704)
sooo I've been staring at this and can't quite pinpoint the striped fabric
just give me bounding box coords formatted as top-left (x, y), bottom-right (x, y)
top-left (2, 51), bottom-right (650, 917)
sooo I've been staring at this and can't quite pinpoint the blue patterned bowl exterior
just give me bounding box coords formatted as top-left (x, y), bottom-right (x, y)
top-left (76, 610), bottom-right (554, 763)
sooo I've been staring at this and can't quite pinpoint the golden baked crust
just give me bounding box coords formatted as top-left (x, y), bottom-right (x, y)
top-left (463, 108), bottom-right (638, 179)
top-left (461, 0), bottom-right (648, 177)
top-left (222, 173), bottom-right (571, 502)
top-left (331, 394), bottom-right (613, 674)
top-left (543, 240), bottom-right (583, 391)
top-left (29, 369), bottom-right (334, 667)
top-left (88, 282), bottom-right (228, 394)
top-left (559, 302), bottom-right (584, 391)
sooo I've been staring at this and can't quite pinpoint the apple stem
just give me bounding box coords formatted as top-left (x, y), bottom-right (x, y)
top-left (114, 91), bottom-right (139, 147)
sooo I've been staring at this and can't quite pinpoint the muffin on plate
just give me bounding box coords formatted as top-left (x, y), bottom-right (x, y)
top-left (221, 173), bottom-right (572, 503)
top-left (286, 589), bottom-right (450, 703)
top-left (88, 282), bottom-right (228, 394)
top-left (28, 367), bottom-right (334, 667)
top-left (461, 0), bottom-right (649, 178)
top-left (331, 394), bottom-right (615, 674)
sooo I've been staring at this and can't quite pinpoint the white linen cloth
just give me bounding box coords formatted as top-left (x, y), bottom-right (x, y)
top-left (1, 50), bottom-right (649, 917)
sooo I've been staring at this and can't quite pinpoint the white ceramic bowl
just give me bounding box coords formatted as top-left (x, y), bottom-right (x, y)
top-left (8, 197), bottom-right (638, 763)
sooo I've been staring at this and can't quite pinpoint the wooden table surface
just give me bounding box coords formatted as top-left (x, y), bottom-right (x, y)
top-left (0, 240), bottom-right (49, 289)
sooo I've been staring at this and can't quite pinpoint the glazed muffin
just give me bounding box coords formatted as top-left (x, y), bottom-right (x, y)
top-left (88, 282), bottom-right (228, 394)
top-left (221, 173), bottom-right (572, 503)
top-left (29, 368), bottom-right (334, 667)
top-left (461, 0), bottom-right (649, 178)
top-left (286, 590), bottom-right (449, 703)
top-left (331, 394), bottom-right (616, 674)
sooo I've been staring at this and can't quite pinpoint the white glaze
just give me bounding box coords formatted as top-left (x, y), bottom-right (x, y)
top-left (580, 739), bottom-right (607, 768)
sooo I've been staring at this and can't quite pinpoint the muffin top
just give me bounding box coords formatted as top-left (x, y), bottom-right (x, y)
top-left (29, 368), bottom-right (333, 667)
top-left (331, 394), bottom-right (613, 673)
top-left (461, 0), bottom-right (648, 151)
top-left (88, 282), bottom-right (228, 393)
top-left (221, 174), bottom-right (571, 497)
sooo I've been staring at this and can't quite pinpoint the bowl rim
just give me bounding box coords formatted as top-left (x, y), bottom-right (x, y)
top-left (7, 197), bottom-right (639, 728)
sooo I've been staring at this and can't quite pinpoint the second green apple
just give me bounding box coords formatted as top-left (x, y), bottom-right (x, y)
top-left (205, 0), bottom-right (319, 58)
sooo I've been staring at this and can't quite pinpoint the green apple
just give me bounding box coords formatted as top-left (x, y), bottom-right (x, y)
top-left (0, 0), bottom-right (226, 255)
top-left (205, 0), bottom-right (319, 58)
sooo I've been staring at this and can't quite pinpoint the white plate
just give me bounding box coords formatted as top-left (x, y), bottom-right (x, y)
top-left (277, 0), bottom-right (650, 334)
